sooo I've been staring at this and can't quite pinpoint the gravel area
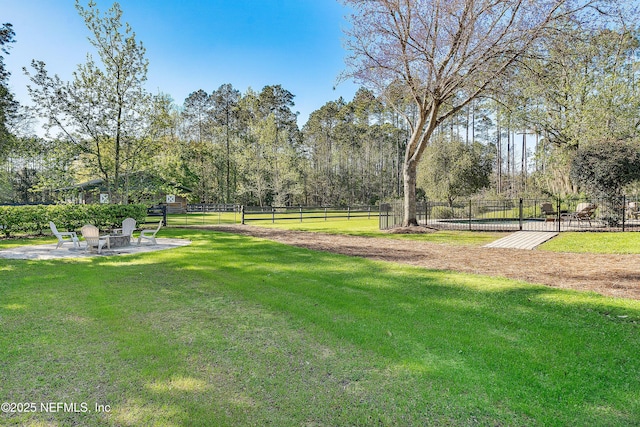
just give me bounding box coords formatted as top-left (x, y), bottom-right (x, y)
top-left (210, 225), bottom-right (640, 300)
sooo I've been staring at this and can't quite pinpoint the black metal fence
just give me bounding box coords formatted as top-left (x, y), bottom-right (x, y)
top-left (380, 197), bottom-right (640, 232)
top-left (187, 204), bottom-right (240, 213)
top-left (146, 205), bottom-right (167, 225)
top-left (242, 205), bottom-right (378, 224)
top-left (165, 204), bottom-right (240, 226)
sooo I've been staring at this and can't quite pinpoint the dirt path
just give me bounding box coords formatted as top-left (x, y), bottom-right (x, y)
top-left (210, 225), bottom-right (640, 300)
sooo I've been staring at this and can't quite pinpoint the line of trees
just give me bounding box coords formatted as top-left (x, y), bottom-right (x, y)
top-left (1, 1), bottom-right (639, 214)
top-left (151, 85), bottom-right (409, 207)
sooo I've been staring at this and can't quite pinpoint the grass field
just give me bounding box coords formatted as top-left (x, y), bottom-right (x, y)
top-left (236, 216), bottom-right (640, 252)
top-left (7, 213), bottom-right (640, 251)
top-left (1, 228), bottom-right (639, 426)
top-left (238, 217), bottom-right (504, 246)
top-left (160, 212), bottom-right (240, 226)
top-left (159, 211), bottom-right (640, 251)
top-left (540, 231), bottom-right (640, 254)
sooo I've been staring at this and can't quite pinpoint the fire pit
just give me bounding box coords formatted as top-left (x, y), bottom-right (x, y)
top-left (108, 234), bottom-right (131, 248)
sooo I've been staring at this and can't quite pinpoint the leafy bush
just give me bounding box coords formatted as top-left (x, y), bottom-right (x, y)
top-left (571, 141), bottom-right (640, 198)
top-left (0, 204), bottom-right (147, 237)
top-left (571, 141), bottom-right (640, 226)
top-left (433, 206), bottom-right (457, 219)
top-left (418, 136), bottom-right (494, 206)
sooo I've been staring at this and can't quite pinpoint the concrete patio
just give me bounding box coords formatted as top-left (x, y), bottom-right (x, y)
top-left (0, 238), bottom-right (192, 260)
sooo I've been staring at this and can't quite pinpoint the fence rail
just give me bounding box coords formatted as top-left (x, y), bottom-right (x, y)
top-left (146, 205), bottom-right (167, 225)
top-left (187, 204), bottom-right (240, 213)
top-left (164, 204), bottom-right (240, 226)
top-left (242, 206), bottom-right (378, 224)
top-left (380, 197), bottom-right (640, 232)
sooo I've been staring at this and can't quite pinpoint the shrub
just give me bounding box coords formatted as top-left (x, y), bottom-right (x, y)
top-left (571, 141), bottom-right (640, 226)
top-left (571, 141), bottom-right (640, 197)
top-left (0, 204), bottom-right (148, 237)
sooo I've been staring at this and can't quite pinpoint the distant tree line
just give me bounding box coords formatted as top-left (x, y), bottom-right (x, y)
top-left (147, 84), bottom-right (410, 207)
top-left (1, 1), bottom-right (639, 210)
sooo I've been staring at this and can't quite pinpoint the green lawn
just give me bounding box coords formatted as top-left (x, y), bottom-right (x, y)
top-left (243, 217), bottom-right (504, 245)
top-left (160, 211), bottom-right (241, 226)
top-left (244, 216), bottom-right (640, 252)
top-left (1, 228), bottom-right (639, 426)
top-left (540, 231), bottom-right (640, 254)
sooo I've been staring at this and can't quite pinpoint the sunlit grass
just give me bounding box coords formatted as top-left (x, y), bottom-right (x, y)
top-left (247, 216), bottom-right (381, 234)
top-left (540, 231), bottom-right (640, 254)
top-left (0, 235), bottom-right (55, 249)
top-left (1, 228), bottom-right (639, 425)
top-left (6, 219), bottom-right (640, 253)
top-left (246, 217), bottom-right (503, 245)
top-left (163, 212), bottom-right (240, 226)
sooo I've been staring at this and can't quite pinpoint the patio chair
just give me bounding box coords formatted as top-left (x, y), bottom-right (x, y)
top-left (563, 203), bottom-right (597, 226)
top-left (113, 217), bottom-right (136, 243)
top-left (540, 202), bottom-right (557, 222)
top-left (49, 221), bottom-right (80, 249)
top-left (81, 224), bottom-right (109, 254)
top-left (138, 220), bottom-right (162, 246)
top-left (628, 202), bottom-right (640, 220)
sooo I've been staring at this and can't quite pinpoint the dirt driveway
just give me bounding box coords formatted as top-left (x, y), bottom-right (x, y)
top-left (211, 225), bottom-right (640, 301)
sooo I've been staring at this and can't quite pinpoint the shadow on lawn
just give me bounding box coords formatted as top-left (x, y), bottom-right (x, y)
top-left (1, 229), bottom-right (639, 425)
top-left (167, 230), bottom-right (640, 424)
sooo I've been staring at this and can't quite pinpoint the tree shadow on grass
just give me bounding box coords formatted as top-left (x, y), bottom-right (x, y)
top-left (192, 231), bottom-right (640, 425)
top-left (1, 229), bottom-right (639, 425)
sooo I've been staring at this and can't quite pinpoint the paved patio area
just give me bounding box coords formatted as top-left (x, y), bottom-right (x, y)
top-left (0, 238), bottom-right (192, 260)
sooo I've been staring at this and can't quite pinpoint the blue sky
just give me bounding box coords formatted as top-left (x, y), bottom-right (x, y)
top-left (2, 0), bottom-right (359, 129)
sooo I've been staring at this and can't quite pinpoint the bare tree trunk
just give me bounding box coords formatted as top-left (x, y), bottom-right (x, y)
top-left (401, 104), bottom-right (439, 227)
top-left (507, 123), bottom-right (511, 195)
top-left (114, 103), bottom-right (122, 204)
top-left (471, 101), bottom-right (476, 143)
top-left (497, 118), bottom-right (502, 194)
top-left (466, 105), bottom-right (470, 145)
top-left (402, 160), bottom-right (418, 226)
top-left (521, 132), bottom-right (526, 194)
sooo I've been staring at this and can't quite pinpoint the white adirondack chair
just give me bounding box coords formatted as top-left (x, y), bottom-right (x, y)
top-left (49, 221), bottom-right (80, 249)
top-left (138, 221), bottom-right (162, 246)
top-left (113, 217), bottom-right (136, 244)
top-left (81, 224), bottom-right (109, 254)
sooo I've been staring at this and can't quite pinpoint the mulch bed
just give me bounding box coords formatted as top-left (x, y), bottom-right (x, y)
top-left (209, 225), bottom-right (640, 301)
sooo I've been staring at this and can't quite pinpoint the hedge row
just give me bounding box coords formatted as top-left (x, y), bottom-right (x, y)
top-left (0, 204), bottom-right (148, 237)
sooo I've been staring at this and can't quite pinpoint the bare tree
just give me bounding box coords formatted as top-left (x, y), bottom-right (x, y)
top-left (342, 0), bottom-right (606, 226)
